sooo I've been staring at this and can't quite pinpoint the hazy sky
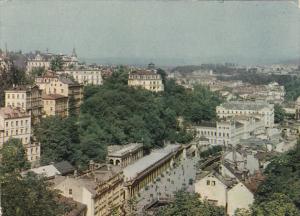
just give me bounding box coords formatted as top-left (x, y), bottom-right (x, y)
top-left (0, 0), bottom-right (300, 65)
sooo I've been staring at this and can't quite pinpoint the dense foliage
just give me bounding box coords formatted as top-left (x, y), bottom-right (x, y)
top-left (0, 139), bottom-right (65, 216)
top-left (157, 191), bottom-right (225, 216)
top-left (255, 141), bottom-right (300, 212)
top-left (274, 104), bottom-right (286, 124)
top-left (36, 69), bottom-right (221, 168)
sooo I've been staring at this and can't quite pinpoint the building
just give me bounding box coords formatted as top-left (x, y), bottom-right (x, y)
top-left (35, 72), bottom-right (83, 114)
top-left (58, 69), bottom-right (103, 85)
top-left (0, 106), bottom-right (40, 164)
top-left (26, 53), bottom-right (52, 72)
top-left (42, 94), bottom-right (68, 117)
top-left (216, 101), bottom-right (274, 128)
top-left (107, 143), bottom-right (143, 167)
top-left (193, 116), bottom-right (264, 146)
top-left (128, 70), bottom-right (164, 92)
top-left (54, 163), bottom-right (125, 216)
top-left (123, 144), bottom-right (184, 198)
top-left (5, 85), bottom-right (43, 124)
top-left (194, 161), bottom-right (255, 216)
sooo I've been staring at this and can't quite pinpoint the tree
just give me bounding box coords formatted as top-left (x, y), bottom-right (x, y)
top-left (234, 208), bottom-right (252, 216)
top-left (157, 191), bottom-right (225, 216)
top-left (252, 193), bottom-right (300, 216)
top-left (0, 139), bottom-right (65, 216)
top-left (50, 55), bottom-right (63, 71)
top-left (0, 139), bottom-right (30, 174)
top-left (274, 104), bottom-right (286, 124)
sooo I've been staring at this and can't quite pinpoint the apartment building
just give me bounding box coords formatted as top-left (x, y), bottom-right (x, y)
top-left (128, 70), bottom-right (164, 92)
top-left (5, 85), bottom-right (43, 124)
top-left (0, 106), bottom-right (40, 164)
top-left (35, 72), bottom-right (83, 114)
top-left (55, 164), bottom-right (125, 216)
top-left (42, 94), bottom-right (68, 117)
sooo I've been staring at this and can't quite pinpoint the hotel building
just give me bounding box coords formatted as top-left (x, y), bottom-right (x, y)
top-left (128, 70), bottom-right (164, 92)
top-left (58, 69), bottom-right (103, 86)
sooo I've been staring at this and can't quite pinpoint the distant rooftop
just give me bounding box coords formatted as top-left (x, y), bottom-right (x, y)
top-left (123, 144), bottom-right (181, 181)
top-left (218, 100), bottom-right (272, 110)
top-left (130, 70), bottom-right (158, 76)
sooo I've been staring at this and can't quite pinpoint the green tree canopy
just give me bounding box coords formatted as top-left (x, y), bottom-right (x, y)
top-left (50, 55), bottom-right (63, 71)
top-left (157, 191), bottom-right (225, 216)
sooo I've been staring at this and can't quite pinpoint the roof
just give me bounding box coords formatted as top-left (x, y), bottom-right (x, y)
top-left (59, 76), bottom-right (78, 85)
top-left (130, 70), bottom-right (158, 76)
top-left (42, 94), bottom-right (68, 100)
top-left (29, 164), bottom-right (60, 178)
top-left (0, 106), bottom-right (30, 119)
top-left (54, 161), bottom-right (75, 175)
top-left (5, 84), bottom-right (39, 92)
top-left (218, 101), bottom-right (273, 110)
top-left (107, 143), bottom-right (143, 157)
top-left (123, 144), bottom-right (181, 180)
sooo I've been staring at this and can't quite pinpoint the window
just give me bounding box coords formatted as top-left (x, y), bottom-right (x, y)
top-left (69, 189), bottom-right (72, 195)
top-left (6, 122), bottom-right (8, 127)
top-left (206, 180), bottom-right (210, 185)
top-left (211, 181), bottom-right (216, 186)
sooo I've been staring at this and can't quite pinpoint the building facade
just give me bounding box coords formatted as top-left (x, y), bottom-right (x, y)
top-left (216, 101), bottom-right (274, 128)
top-left (55, 164), bottom-right (125, 216)
top-left (26, 53), bottom-right (51, 72)
top-left (5, 85), bottom-right (43, 124)
top-left (58, 69), bottom-right (103, 85)
top-left (42, 94), bottom-right (68, 117)
top-left (35, 73), bottom-right (83, 114)
top-left (128, 70), bottom-right (164, 92)
top-left (0, 106), bottom-right (40, 164)
top-left (193, 117), bottom-right (264, 146)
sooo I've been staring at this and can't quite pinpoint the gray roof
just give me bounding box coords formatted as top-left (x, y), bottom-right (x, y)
top-left (54, 161), bottom-right (74, 175)
top-left (219, 101), bottom-right (272, 110)
top-left (123, 144), bottom-right (181, 181)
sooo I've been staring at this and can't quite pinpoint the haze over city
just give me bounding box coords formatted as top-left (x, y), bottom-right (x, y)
top-left (1, 0), bottom-right (300, 65)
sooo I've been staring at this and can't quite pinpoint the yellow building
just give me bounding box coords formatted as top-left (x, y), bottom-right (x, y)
top-left (54, 163), bottom-right (125, 216)
top-left (5, 85), bottom-right (43, 124)
top-left (35, 72), bottom-right (84, 114)
top-left (128, 70), bottom-right (164, 92)
top-left (0, 106), bottom-right (40, 164)
top-left (42, 94), bottom-right (68, 117)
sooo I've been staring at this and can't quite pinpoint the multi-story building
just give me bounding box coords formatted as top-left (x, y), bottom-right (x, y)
top-left (193, 116), bottom-right (264, 146)
top-left (35, 72), bottom-right (83, 114)
top-left (26, 53), bottom-right (52, 72)
top-left (57, 69), bottom-right (103, 85)
top-left (216, 101), bottom-right (274, 128)
top-left (194, 162), bottom-right (255, 216)
top-left (107, 143), bottom-right (143, 167)
top-left (42, 94), bottom-right (68, 117)
top-left (0, 106), bottom-right (40, 164)
top-left (5, 85), bottom-right (43, 124)
top-left (128, 70), bottom-right (164, 92)
top-left (55, 163), bottom-right (125, 216)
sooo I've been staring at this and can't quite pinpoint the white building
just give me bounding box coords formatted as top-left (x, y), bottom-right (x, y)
top-left (26, 53), bottom-right (51, 72)
top-left (193, 116), bottom-right (264, 146)
top-left (57, 69), bottom-right (103, 85)
top-left (194, 163), bottom-right (254, 216)
top-left (216, 101), bottom-right (274, 128)
top-left (0, 106), bottom-right (40, 164)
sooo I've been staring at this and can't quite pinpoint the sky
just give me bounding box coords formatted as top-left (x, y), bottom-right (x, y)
top-left (0, 0), bottom-right (300, 65)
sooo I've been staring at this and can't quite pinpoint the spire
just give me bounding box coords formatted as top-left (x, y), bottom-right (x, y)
top-left (72, 47), bottom-right (77, 57)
